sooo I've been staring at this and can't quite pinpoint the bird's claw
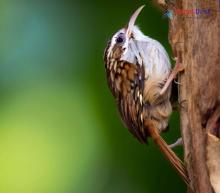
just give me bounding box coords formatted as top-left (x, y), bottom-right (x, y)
top-left (160, 59), bottom-right (185, 95)
top-left (169, 137), bottom-right (183, 149)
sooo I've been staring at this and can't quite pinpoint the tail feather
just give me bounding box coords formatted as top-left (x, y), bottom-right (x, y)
top-left (145, 120), bottom-right (190, 186)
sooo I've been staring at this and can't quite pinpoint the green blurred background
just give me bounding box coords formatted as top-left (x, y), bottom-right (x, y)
top-left (0, 1), bottom-right (185, 193)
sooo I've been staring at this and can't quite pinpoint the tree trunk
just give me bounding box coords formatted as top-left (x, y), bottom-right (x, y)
top-left (157, 0), bottom-right (220, 193)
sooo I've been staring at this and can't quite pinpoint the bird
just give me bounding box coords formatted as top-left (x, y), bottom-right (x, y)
top-left (104, 5), bottom-right (190, 186)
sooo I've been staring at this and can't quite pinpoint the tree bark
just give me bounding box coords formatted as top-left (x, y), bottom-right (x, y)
top-left (157, 0), bottom-right (220, 193)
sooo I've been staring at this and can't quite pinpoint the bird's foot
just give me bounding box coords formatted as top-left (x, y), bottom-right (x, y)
top-left (169, 137), bottom-right (183, 149)
top-left (160, 58), bottom-right (184, 95)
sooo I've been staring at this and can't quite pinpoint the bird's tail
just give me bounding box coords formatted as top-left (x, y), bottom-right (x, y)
top-left (145, 120), bottom-right (190, 186)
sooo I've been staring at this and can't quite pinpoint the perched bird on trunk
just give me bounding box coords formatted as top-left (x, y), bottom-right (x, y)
top-left (104, 5), bottom-right (189, 185)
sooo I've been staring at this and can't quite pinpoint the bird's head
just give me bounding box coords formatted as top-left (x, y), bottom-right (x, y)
top-left (105, 5), bottom-right (145, 63)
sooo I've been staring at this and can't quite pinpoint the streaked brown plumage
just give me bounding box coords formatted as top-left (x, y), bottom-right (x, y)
top-left (104, 5), bottom-right (191, 187)
top-left (104, 53), bottom-right (171, 143)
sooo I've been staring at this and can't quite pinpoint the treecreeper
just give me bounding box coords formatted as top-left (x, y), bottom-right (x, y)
top-left (104, 5), bottom-right (191, 187)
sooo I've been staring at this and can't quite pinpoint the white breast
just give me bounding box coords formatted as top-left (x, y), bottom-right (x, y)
top-left (121, 26), bottom-right (171, 77)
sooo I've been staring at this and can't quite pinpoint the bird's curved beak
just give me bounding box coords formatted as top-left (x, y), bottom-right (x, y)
top-left (126, 5), bottom-right (145, 38)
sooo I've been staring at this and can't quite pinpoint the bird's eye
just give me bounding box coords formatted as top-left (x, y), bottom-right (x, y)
top-left (116, 36), bottom-right (124, 44)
